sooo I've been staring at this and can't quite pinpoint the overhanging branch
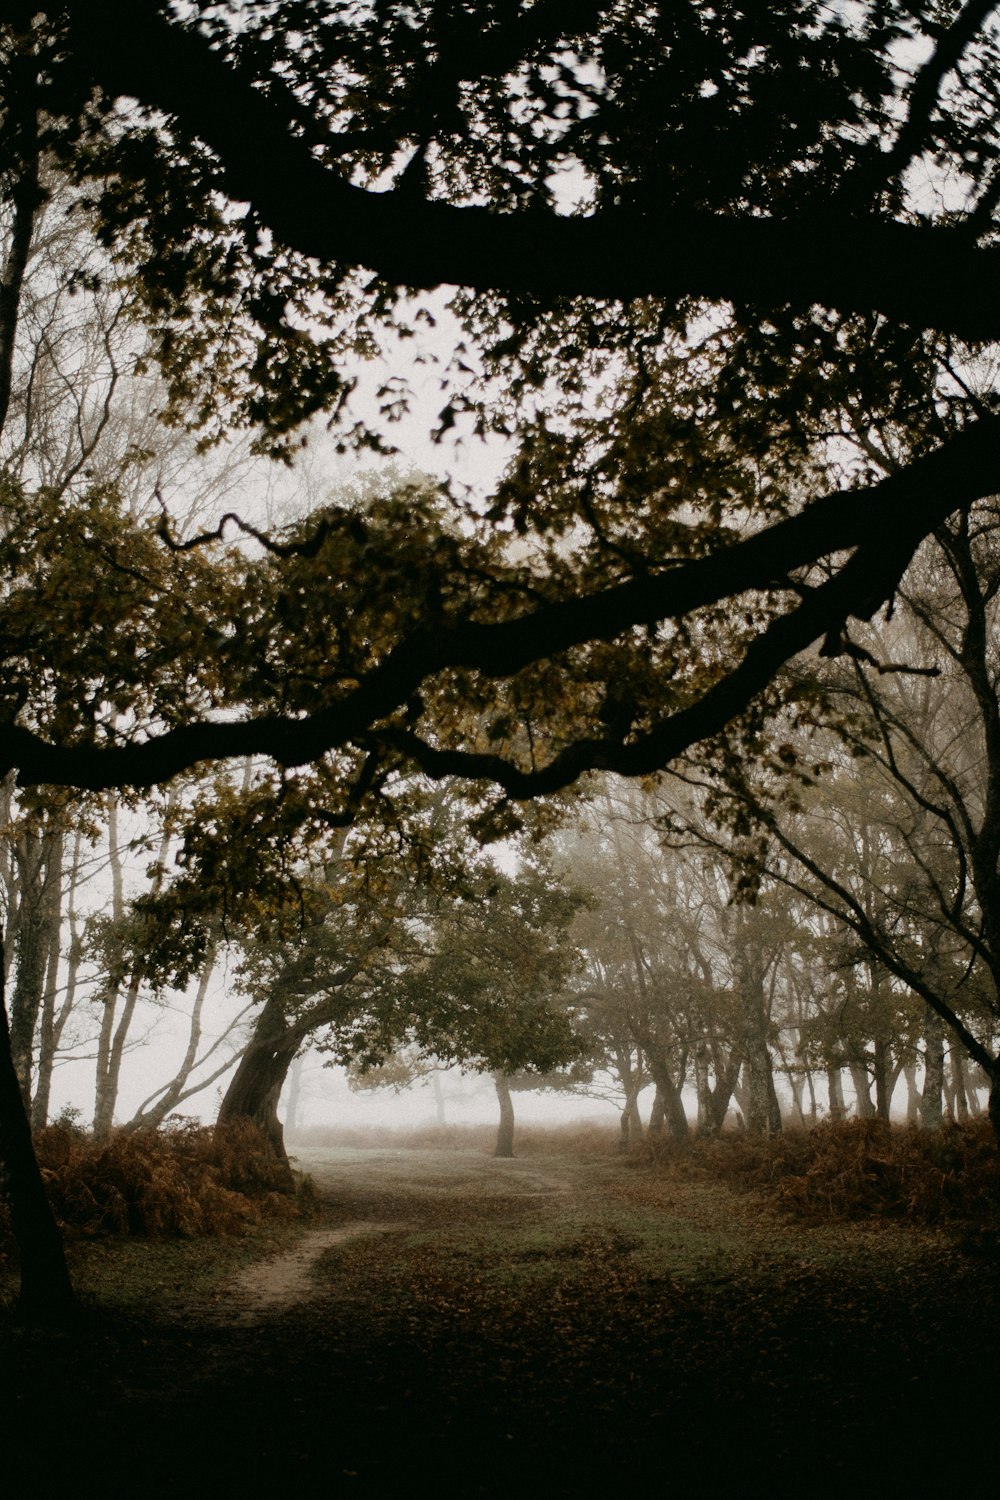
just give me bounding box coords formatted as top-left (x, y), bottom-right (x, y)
top-left (42, 0), bottom-right (1000, 339)
top-left (3, 417), bottom-right (991, 792)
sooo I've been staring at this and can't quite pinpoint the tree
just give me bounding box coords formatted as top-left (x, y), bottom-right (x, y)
top-left (666, 501), bottom-right (1000, 1139)
top-left (0, 932), bottom-right (76, 1320)
top-left (0, 3), bottom-right (998, 797)
top-left (219, 823), bottom-right (584, 1173)
top-left (563, 782), bottom-right (803, 1138)
top-left (0, 115), bottom-right (262, 1311)
top-left (378, 854), bottom-right (587, 1158)
top-left (5, 0), bottom-right (1000, 1309)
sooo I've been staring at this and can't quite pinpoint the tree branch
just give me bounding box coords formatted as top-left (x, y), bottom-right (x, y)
top-left (2, 417), bottom-right (997, 791)
top-left (0, 50), bottom-right (39, 442)
top-left (40, 0), bottom-right (1000, 339)
top-left (883, 0), bottom-right (999, 186)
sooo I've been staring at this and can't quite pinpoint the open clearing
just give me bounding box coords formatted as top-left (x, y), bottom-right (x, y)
top-left (3, 1144), bottom-right (998, 1496)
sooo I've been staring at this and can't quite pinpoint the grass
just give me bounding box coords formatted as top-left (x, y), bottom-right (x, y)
top-left (287, 1139), bottom-right (999, 1495)
top-left (287, 1117), bottom-right (619, 1156)
top-left (52, 1216), bottom-right (309, 1316)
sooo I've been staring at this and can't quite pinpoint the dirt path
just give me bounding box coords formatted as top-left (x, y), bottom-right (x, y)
top-left (223, 1221), bottom-right (396, 1324)
top-left (213, 1147), bottom-right (582, 1323)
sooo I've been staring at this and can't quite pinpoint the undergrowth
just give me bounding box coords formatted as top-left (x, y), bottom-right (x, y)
top-left (1, 1119), bottom-right (302, 1260)
top-left (634, 1118), bottom-right (1000, 1229)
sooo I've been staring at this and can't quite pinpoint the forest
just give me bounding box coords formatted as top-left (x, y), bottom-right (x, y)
top-left (2, 2), bottom-right (1000, 1491)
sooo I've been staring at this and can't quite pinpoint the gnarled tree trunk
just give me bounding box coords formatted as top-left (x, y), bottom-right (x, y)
top-left (646, 1053), bottom-right (688, 1142)
top-left (217, 995), bottom-right (302, 1191)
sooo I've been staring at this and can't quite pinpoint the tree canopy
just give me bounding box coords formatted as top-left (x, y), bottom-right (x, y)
top-left (2, 1), bottom-right (1000, 803)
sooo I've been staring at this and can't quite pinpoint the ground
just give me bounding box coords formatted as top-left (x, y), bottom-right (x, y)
top-left (2, 1143), bottom-right (997, 1495)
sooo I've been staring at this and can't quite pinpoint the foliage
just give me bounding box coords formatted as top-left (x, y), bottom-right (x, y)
top-left (0, 1120), bottom-right (300, 1256)
top-left (235, 836), bottom-right (587, 1078)
top-left (1, 3), bottom-right (1000, 797)
top-left (637, 1118), bottom-right (1000, 1228)
top-left (663, 496), bottom-right (1000, 1105)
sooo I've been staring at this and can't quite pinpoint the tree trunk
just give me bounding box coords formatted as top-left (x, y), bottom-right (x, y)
top-left (827, 1063), bottom-right (846, 1121)
top-left (647, 1084), bottom-right (665, 1136)
top-left (615, 1045), bottom-right (643, 1148)
top-left (31, 830), bottom-right (66, 1129)
top-left (738, 943), bottom-right (781, 1136)
top-left (0, 941), bottom-right (77, 1322)
top-left (431, 1070), bottom-right (447, 1127)
top-left (848, 1055), bottom-right (876, 1119)
top-left (922, 1006), bottom-right (944, 1130)
top-left (619, 1080), bottom-right (643, 1148)
top-left (708, 1047), bottom-right (742, 1134)
top-left (93, 977), bottom-right (140, 1140)
top-left (745, 1035), bottom-right (781, 1135)
top-left (777, 1040), bottom-right (806, 1126)
top-left (646, 1054), bottom-right (688, 1141)
top-left (950, 1048), bottom-right (972, 1122)
top-left (903, 1062), bottom-right (920, 1124)
top-left (733, 1062), bottom-right (750, 1122)
top-left (494, 1071), bottom-right (515, 1157)
top-left (694, 1041), bottom-right (713, 1135)
top-left (94, 791), bottom-right (175, 1139)
top-left (988, 1063), bottom-right (1000, 1152)
top-left (9, 823), bottom-right (60, 1109)
top-left (216, 995), bottom-right (301, 1190)
top-left (873, 1037), bottom-right (892, 1120)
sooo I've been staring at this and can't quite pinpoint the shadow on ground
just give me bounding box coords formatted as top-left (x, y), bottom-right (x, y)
top-left (3, 1147), bottom-right (996, 1496)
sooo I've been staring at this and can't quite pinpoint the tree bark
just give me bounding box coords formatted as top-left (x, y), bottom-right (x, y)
top-left (619, 1081), bottom-right (643, 1148)
top-left (9, 823), bottom-right (60, 1109)
top-left (707, 1046), bottom-right (742, 1134)
top-left (694, 1041), bottom-right (714, 1135)
top-left (494, 1071), bottom-right (515, 1158)
top-left (950, 1047), bottom-right (972, 1122)
top-left (827, 1063), bottom-right (846, 1121)
top-left (873, 1037), bottom-right (892, 1121)
top-left (216, 994), bottom-right (301, 1189)
top-left (0, 939), bottom-right (77, 1321)
top-left (31, 828), bottom-right (66, 1129)
top-left (745, 1034), bottom-right (782, 1135)
top-left (785, 1067), bottom-right (806, 1127)
top-left (849, 1057), bottom-right (876, 1119)
top-left (988, 1063), bottom-right (1000, 1152)
top-left (646, 1054), bottom-right (688, 1141)
top-left (922, 1006), bottom-right (945, 1130)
